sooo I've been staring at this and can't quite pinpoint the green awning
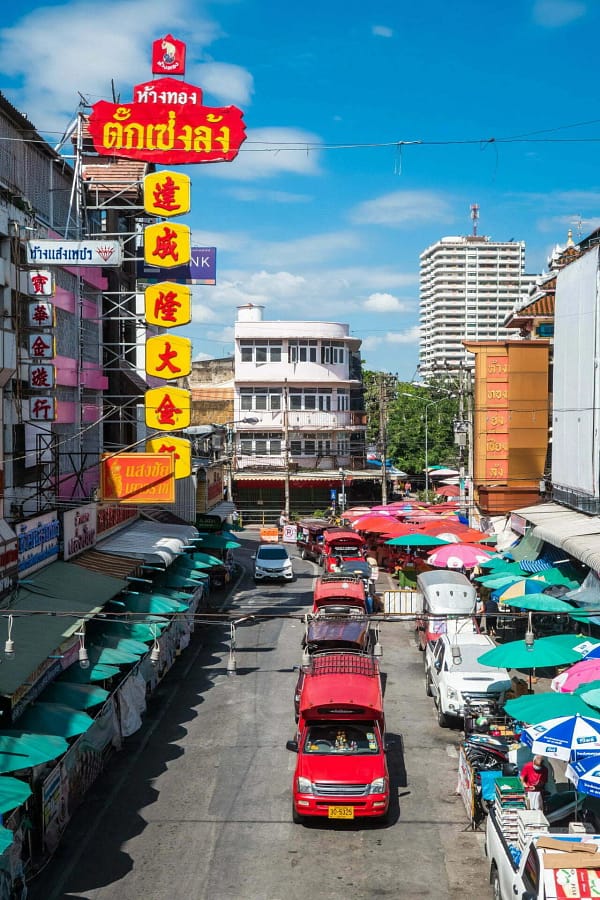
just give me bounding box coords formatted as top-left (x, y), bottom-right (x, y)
top-left (188, 552), bottom-right (222, 566)
top-left (95, 621), bottom-right (165, 642)
top-left (194, 534), bottom-right (240, 551)
top-left (0, 731), bottom-right (68, 773)
top-left (115, 593), bottom-right (188, 615)
top-left (0, 561), bottom-right (127, 698)
top-left (39, 681), bottom-right (109, 710)
top-left (60, 663), bottom-right (120, 684)
top-left (91, 634), bottom-right (149, 657)
top-left (174, 558), bottom-right (212, 571)
top-left (88, 645), bottom-right (140, 666)
top-left (16, 702), bottom-right (93, 739)
top-left (0, 777), bottom-right (31, 813)
top-left (155, 575), bottom-right (201, 591)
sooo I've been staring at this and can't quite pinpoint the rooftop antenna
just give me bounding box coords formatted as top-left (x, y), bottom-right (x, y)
top-left (470, 203), bottom-right (479, 236)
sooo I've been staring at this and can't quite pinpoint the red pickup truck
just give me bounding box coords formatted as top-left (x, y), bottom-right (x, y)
top-left (287, 651), bottom-right (389, 824)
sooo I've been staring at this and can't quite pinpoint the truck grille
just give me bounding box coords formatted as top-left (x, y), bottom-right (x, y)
top-left (463, 691), bottom-right (501, 703)
top-left (313, 782), bottom-right (369, 797)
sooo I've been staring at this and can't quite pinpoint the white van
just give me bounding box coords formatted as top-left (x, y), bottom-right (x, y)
top-left (415, 570), bottom-right (477, 651)
top-left (424, 632), bottom-right (511, 727)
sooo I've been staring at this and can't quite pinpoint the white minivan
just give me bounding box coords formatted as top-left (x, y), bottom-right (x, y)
top-left (424, 632), bottom-right (511, 727)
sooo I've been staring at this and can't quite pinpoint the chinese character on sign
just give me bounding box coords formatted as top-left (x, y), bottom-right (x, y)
top-left (144, 387), bottom-right (191, 431)
top-left (155, 394), bottom-right (182, 426)
top-left (144, 282), bottom-right (191, 327)
top-left (155, 342), bottom-right (182, 375)
top-left (29, 397), bottom-right (55, 421)
top-left (29, 365), bottom-right (54, 388)
top-left (152, 226), bottom-right (179, 263)
top-left (144, 222), bottom-right (191, 269)
top-left (29, 335), bottom-right (54, 358)
top-left (28, 270), bottom-right (54, 296)
top-left (146, 434), bottom-right (192, 479)
top-left (145, 334), bottom-right (192, 379)
top-left (143, 170), bottom-right (191, 217)
top-left (28, 301), bottom-right (53, 327)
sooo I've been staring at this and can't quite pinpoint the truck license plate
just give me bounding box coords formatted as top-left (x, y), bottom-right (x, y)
top-left (328, 806), bottom-right (354, 819)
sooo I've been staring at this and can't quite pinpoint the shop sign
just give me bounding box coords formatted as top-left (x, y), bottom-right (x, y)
top-left (29, 396), bottom-right (56, 421)
top-left (88, 76), bottom-right (246, 165)
top-left (137, 247), bottom-right (217, 285)
top-left (143, 222), bottom-right (191, 269)
top-left (29, 364), bottom-right (55, 389)
top-left (96, 503), bottom-right (138, 538)
top-left (26, 239), bottom-right (122, 267)
top-left (152, 34), bottom-right (186, 74)
top-left (145, 334), bottom-right (192, 379)
top-left (194, 514), bottom-right (222, 533)
top-left (27, 269), bottom-right (54, 296)
top-left (143, 170), bottom-right (190, 216)
top-left (17, 511), bottom-right (60, 576)
top-left (28, 300), bottom-right (54, 328)
top-left (29, 334), bottom-right (54, 359)
top-left (510, 513), bottom-right (528, 536)
top-left (101, 453), bottom-right (176, 504)
top-left (144, 282), bottom-right (191, 327)
top-left (144, 386), bottom-right (191, 431)
top-left (145, 435), bottom-right (192, 479)
top-left (206, 467), bottom-right (223, 503)
top-left (63, 504), bottom-right (98, 560)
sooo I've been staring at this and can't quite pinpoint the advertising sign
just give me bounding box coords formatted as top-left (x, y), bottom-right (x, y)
top-left (28, 301), bottom-right (54, 328)
top-left (101, 453), bottom-right (175, 504)
top-left (152, 34), bottom-right (186, 75)
top-left (145, 435), bottom-right (192, 480)
top-left (143, 170), bottom-right (191, 216)
top-left (145, 334), bottom-right (192, 379)
top-left (29, 396), bottom-right (56, 422)
top-left (88, 77), bottom-right (247, 165)
top-left (144, 282), bottom-right (191, 327)
top-left (63, 504), bottom-right (98, 560)
top-left (27, 270), bottom-right (54, 296)
top-left (194, 514), bottom-right (222, 533)
top-left (27, 240), bottom-right (122, 267)
top-left (17, 511), bottom-right (60, 576)
top-left (143, 222), bottom-right (191, 269)
top-left (96, 503), bottom-right (138, 539)
top-left (137, 247), bottom-right (217, 285)
top-left (29, 364), bottom-right (55, 389)
top-left (145, 387), bottom-right (191, 431)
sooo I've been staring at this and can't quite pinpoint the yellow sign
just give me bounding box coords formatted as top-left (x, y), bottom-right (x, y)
top-left (146, 334), bottom-right (192, 379)
top-left (101, 453), bottom-right (175, 504)
top-left (145, 387), bottom-right (191, 431)
top-left (144, 282), bottom-right (191, 327)
top-left (144, 222), bottom-right (191, 269)
top-left (143, 170), bottom-right (191, 217)
top-left (146, 435), bottom-right (192, 479)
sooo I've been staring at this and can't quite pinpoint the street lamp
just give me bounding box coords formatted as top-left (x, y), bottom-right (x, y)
top-left (338, 467), bottom-right (346, 513)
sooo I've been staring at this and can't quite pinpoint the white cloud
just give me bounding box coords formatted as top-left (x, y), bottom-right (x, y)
top-left (533, 0), bottom-right (586, 27)
top-left (372, 25), bottom-right (394, 37)
top-left (360, 327), bottom-right (420, 350)
top-left (206, 326), bottom-right (235, 343)
top-left (190, 302), bottom-right (222, 323)
top-left (186, 62), bottom-right (254, 106)
top-left (199, 127), bottom-right (323, 181)
top-left (350, 190), bottom-right (455, 228)
top-left (364, 292), bottom-right (410, 313)
top-left (193, 351), bottom-right (215, 361)
top-left (226, 187), bottom-right (312, 204)
top-left (0, 0), bottom-right (225, 135)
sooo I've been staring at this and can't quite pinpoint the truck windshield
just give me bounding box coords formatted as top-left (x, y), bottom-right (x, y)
top-left (303, 724), bottom-right (379, 754)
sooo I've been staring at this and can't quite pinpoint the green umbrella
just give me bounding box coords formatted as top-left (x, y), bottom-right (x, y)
top-left (173, 559), bottom-right (212, 571)
top-left (504, 691), bottom-right (600, 724)
top-left (156, 575), bottom-right (203, 591)
top-left (0, 777), bottom-right (32, 813)
top-left (0, 826), bottom-right (14, 853)
top-left (94, 621), bottom-right (165, 642)
top-left (39, 681), bottom-right (109, 710)
top-left (60, 662), bottom-right (120, 684)
top-left (92, 635), bottom-right (150, 656)
top-left (16, 702), bottom-right (94, 739)
top-left (189, 552), bottom-right (223, 566)
top-left (478, 558), bottom-right (523, 574)
top-left (88, 645), bottom-right (140, 666)
top-left (478, 635), bottom-right (585, 670)
top-left (504, 594), bottom-right (576, 613)
top-left (194, 534), bottom-right (240, 551)
top-left (475, 574), bottom-right (523, 589)
top-left (385, 534), bottom-right (450, 547)
top-left (116, 593), bottom-right (188, 615)
top-left (0, 732), bottom-right (68, 773)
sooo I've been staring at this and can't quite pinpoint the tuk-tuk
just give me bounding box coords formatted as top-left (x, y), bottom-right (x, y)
top-left (414, 569), bottom-right (477, 651)
top-left (322, 528), bottom-right (366, 573)
top-left (302, 616), bottom-right (373, 655)
top-left (312, 574), bottom-right (367, 615)
top-left (296, 518), bottom-right (330, 562)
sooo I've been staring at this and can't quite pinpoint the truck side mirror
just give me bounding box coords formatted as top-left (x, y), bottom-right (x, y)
top-left (286, 740), bottom-right (298, 752)
top-left (251, 554), bottom-right (256, 559)
top-left (434, 660), bottom-right (442, 671)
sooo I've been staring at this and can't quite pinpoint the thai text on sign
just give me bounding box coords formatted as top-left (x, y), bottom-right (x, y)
top-left (101, 453), bottom-right (175, 504)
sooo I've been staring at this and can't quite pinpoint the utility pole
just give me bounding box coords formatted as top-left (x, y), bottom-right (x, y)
top-left (456, 364), bottom-right (469, 522)
top-left (283, 378), bottom-right (290, 519)
top-left (375, 373), bottom-right (396, 504)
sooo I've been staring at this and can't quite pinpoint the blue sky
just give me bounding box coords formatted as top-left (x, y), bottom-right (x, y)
top-left (1, 0), bottom-right (600, 378)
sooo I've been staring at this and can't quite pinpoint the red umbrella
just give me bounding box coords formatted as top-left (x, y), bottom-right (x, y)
top-left (435, 484), bottom-right (459, 497)
top-left (380, 522), bottom-right (421, 537)
top-left (353, 515), bottom-right (402, 533)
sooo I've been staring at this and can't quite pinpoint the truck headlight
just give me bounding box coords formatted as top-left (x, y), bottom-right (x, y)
top-left (447, 687), bottom-right (458, 700)
top-left (297, 777), bottom-right (313, 794)
top-left (369, 777), bottom-right (387, 794)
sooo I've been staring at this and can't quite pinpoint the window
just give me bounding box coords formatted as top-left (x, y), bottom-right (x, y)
top-left (255, 346), bottom-right (268, 363)
top-left (238, 342), bottom-right (282, 362)
top-left (337, 391), bottom-right (349, 411)
top-left (238, 433), bottom-right (283, 456)
top-left (241, 346), bottom-right (253, 363)
top-left (254, 393), bottom-right (268, 410)
top-left (239, 389), bottom-right (282, 411)
top-left (321, 342), bottom-right (345, 365)
top-left (289, 340), bottom-right (317, 363)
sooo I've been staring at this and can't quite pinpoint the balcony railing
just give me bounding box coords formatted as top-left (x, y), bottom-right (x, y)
top-left (235, 410), bottom-right (366, 430)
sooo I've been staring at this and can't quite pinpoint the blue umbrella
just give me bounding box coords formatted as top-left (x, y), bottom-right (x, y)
top-left (566, 755), bottom-right (600, 797)
top-left (521, 714), bottom-right (600, 761)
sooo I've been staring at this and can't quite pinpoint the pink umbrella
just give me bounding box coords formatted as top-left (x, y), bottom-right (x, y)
top-left (552, 659), bottom-right (600, 693)
top-left (426, 542), bottom-right (495, 570)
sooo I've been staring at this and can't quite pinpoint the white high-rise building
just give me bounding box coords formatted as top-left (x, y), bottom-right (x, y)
top-left (419, 235), bottom-right (535, 378)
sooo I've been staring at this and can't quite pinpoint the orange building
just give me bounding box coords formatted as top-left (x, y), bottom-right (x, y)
top-left (463, 340), bottom-right (550, 515)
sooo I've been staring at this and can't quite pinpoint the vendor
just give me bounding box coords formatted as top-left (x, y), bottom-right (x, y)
top-left (520, 756), bottom-right (549, 810)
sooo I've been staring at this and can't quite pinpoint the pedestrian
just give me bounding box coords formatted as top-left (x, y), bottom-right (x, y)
top-left (475, 596), bottom-right (486, 632)
top-left (520, 756), bottom-right (548, 810)
top-left (278, 510), bottom-right (287, 532)
top-left (404, 480), bottom-right (412, 498)
top-left (485, 595), bottom-right (498, 637)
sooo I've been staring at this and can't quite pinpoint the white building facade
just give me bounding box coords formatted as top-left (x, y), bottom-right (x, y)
top-left (233, 305), bottom-right (366, 472)
top-left (419, 235), bottom-right (535, 378)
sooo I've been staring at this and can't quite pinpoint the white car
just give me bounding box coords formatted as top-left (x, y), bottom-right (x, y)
top-left (424, 632), bottom-right (511, 727)
top-left (253, 544), bottom-right (294, 582)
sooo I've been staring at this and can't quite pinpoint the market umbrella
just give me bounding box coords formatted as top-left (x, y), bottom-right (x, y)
top-left (504, 691), bottom-right (600, 725)
top-left (343, 507), bottom-right (372, 518)
top-left (503, 594), bottom-right (577, 614)
top-left (495, 574), bottom-right (566, 604)
top-left (172, 558), bottom-right (213, 571)
top-left (0, 732), bottom-right (68, 773)
top-left (476, 574), bottom-right (524, 590)
top-left (189, 552), bottom-right (223, 567)
top-left (39, 681), bottom-right (109, 711)
top-left (575, 681), bottom-right (600, 710)
top-left (0, 777), bottom-right (32, 813)
top-left (0, 827), bottom-right (13, 854)
top-left (552, 658), bottom-right (600, 693)
top-left (521, 714), bottom-right (600, 760)
top-left (193, 534), bottom-right (240, 551)
top-left (478, 635), bottom-right (585, 671)
top-left (60, 662), bottom-right (120, 684)
top-left (385, 534), bottom-right (451, 548)
top-left (352, 515), bottom-right (399, 532)
top-left (16, 702), bottom-right (94, 739)
top-left (426, 466), bottom-right (460, 477)
top-left (379, 522), bottom-right (419, 537)
top-left (114, 593), bottom-right (188, 615)
top-left (426, 543), bottom-right (495, 570)
top-left (435, 484), bottom-right (459, 497)
top-left (566, 755), bottom-right (600, 797)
